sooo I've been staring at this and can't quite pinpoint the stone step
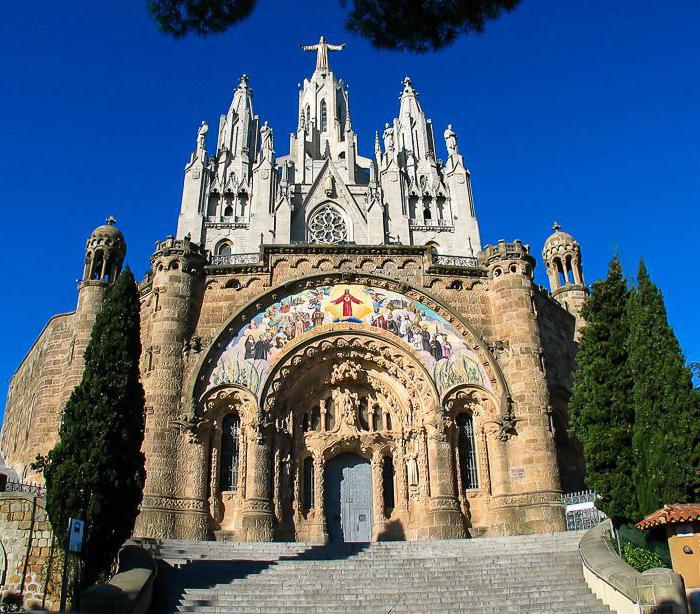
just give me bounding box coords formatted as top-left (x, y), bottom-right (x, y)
top-left (149, 531), bottom-right (611, 614)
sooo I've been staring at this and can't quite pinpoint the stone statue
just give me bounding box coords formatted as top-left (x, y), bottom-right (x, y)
top-left (444, 124), bottom-right (458, 158)
top-left (260, 121), bottom-right (274, 161)
top-left (301, 36), bottom-right (346, 74)
top-left (383, 123), bottom-right (394, 155)
top-left (406, 453), bottom-right (419, 486)
top-left (197, 121), bottom-right (208, 156)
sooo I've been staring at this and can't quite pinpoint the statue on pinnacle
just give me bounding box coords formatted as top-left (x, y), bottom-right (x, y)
top-left (301, 36), bottom-right (346, 74)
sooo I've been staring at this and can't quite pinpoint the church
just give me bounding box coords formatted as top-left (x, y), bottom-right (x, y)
top-left (0, 38), bottom-right (588, 543)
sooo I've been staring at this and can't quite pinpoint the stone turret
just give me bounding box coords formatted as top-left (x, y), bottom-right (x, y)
top-left (134, 236), bottom-right (208, 539)
top-left (542, 223), bottom-right (587, 337)
top-left (482, 240), bottom-right (565, 534)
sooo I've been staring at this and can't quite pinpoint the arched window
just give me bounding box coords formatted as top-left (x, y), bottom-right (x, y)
top-left (456, 413), bottom-right (478, 490)
top-left (223, 204), bottom-right (234, 216)
top-left (219, 413), bottom-right (240, 491)
top-left (382, 456), bottom-right (395, 516)
top-left (423, 206), bottom-right (432, 220)
top-left (555, 258), bottom-right (567, 287)
top-left (303, 456), bottom-right (315, 509)
top-left (310, 406), bottom-right (321, 431)
top-left (565, 255), bottom-right (574, 283)
top-left (320, 99), bottom-right (328, 132)
top-left (91, 250), bottom-right (104, 280)
top-left (216, 241), bottom-right (232, 256)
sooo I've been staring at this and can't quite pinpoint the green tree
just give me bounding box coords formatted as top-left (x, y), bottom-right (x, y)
top-left (35, 269), bottom-right (146, 589)
top-left (568, 256), bottom-right (637, 524)
top-left (147, 0), bottom-right (521, 51)
top-left (628, 261), bottom-right (700, 517)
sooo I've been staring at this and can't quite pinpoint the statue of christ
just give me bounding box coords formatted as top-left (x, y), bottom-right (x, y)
top-left (332, 288), bottom-right (361, 318)
top-left (301, 36), bottom-right (346, 74)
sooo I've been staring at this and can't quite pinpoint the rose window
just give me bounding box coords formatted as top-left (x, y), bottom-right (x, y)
top-left (308, 206), bottom-right (348, 243)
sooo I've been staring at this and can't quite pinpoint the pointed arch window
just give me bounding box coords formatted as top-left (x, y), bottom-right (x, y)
top-left (219, 413), bottom-right (240, 491)
top-left (456, 413), bottom-right (479, 490)
top-left (320, 99), bottom-right (328, 132)
top-left (216, 241), bottom-right (233, 256)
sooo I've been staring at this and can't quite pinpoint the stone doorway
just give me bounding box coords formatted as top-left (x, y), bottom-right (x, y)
top-left (325, 453), bottom-right (373, 542)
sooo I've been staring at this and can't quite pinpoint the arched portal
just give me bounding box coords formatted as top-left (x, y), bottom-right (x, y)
top-left (190, 275), bottom-right (511, 542)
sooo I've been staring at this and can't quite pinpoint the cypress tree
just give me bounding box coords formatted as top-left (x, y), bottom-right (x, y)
top-left (628, 261), bottom-right (700, 517)
top-left (36, 269), bottom-right (146, 589)
top-left (568, 256), bottom-right (637, 524)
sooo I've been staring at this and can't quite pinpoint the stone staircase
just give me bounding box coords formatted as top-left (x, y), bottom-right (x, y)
top-left (150, 531), bottom-right (611, 613)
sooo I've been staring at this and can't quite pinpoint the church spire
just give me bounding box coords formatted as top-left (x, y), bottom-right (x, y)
top-left (301, 36), bottom-right (346, 75)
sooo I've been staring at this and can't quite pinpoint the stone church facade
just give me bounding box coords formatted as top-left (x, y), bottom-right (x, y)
top-left (0, 39), bottom-right (588, 543)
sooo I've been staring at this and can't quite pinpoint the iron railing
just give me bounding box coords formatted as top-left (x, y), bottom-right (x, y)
top-left (561, 490), bottom-right (606, 531)
top-left (2, 479), bottom-right (46, 497)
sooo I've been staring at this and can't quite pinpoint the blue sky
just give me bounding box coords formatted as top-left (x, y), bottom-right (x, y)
top-left (0, 0), bottom-right (698, 420)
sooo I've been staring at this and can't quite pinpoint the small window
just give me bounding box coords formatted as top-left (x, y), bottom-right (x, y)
top-left (423, 207), bottom-right (432, 220)
top-left (303, 457), bottom-right (315, 509)
top-left (219, 413), bottom-right (240, 491)
top-left (320, 100), bottom-right (328, 132)
top-left (456, 413), bottom-right (478, 490)
top-left (223, 205), bottom-right (234, 216)
top-left (217, 242), bottom-right (232, 256)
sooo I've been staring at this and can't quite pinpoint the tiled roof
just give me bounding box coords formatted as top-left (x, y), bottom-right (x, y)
top-left (636, 504), bottom-right (700, 530)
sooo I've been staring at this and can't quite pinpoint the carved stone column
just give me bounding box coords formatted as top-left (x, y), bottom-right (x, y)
top-left (372, 452), bottom-right (384, 526)
top-left (240, 427), bottom-right (275, 541)
top-left (424, 412), bottom-right (466, 539)
top-left (313, 455), bottom-right (327, 540)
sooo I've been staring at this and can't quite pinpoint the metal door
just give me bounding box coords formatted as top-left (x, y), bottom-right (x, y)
top-left (325, 453), bottom-right (372, 542)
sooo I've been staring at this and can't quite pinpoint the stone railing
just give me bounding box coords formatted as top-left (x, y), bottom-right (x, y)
top-left (578, 519), bottom-right (688, 613)
top-left (209, 253), bottom-right (260, 266)
top-left (409, 218), bottom-right (453, 231)
top-left (81, 542), bottom-right (157, 614)
top-left (431, 254), bottom-right (479, 268)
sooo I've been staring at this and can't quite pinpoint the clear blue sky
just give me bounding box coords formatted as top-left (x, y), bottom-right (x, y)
top-left (1, 0), bottom-right (698, 421)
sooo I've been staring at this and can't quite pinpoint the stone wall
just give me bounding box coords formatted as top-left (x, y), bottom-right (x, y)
top-left (0, 313), bottom-right (74, 480)
top-left (535, 288), bottom-right (585, 492)
top-left (0, 492), bottom-right (58, 610)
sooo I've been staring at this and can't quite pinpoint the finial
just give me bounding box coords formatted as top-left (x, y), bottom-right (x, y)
top-left (106, 215), bottom-right (117, 226)
top-left (552, 221), bottom-right (562, 232)
top-left (238, 74), bottom-right (249, 89)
